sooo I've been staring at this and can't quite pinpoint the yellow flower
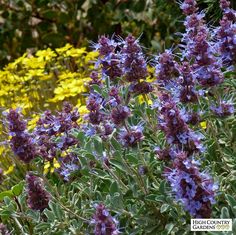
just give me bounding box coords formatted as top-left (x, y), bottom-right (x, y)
top-left (138, 95), bottom-right (153, 105)
top-left (200, 121), bottom-right (207, 129)
top-left (55, 43), bottom-right (73, 54)
top-left (36, 48), bottom-right (57, 61)
top-left (43, 158), bottom-right (60, 175)
top-left (65, 47), bottom-right (86, 57)
top-left (27, 114), bottom-right (40, 130)
top-left (4, 165), bottom-right (15, 175)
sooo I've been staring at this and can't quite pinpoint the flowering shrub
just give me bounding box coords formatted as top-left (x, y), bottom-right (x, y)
top-left (0, 0), bottom-right (235, 234)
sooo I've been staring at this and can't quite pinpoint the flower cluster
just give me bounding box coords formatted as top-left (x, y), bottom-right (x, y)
top-left (122, 35), bottom-right (148, 83)
top-left (35, 102), bottom-right (79, 161)
top-left (215, 0), bottom-right (236, 66)
top-left (164, 152), bottom-right (218, 218)
top-left (177, 62), bottom-right (198, 103)
top-left (155, 50), bottom-right (179, 85)
top-left (210, 101), bottom-right (234, 118)
top-left (91, 204), bottom-right (119, 235)
top-left (56, 153), bottom-right (80, 181)
top-left (26, 172), bottom-right (51, 211)
top-left (181, 0), bottom-right (224, 87)
top-left (157, 94), bottom-right (203, 154)
top-left (5, 109), bottom-right (37, 163)
top-left (94, 36), bottom-right (122, 80)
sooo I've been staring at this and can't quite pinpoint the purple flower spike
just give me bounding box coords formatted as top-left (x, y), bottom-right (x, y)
top-left (95, 36), bottom-right (123, 80)
top-left (211, 101), bottom-right (234, 117)
top-left (6, 109), bottom-right (37, 163)
top-left (158, 94), bottom-right (203, 153)
top-left (26, 172), bottom-right (50, 211)
top-left (91, 204), bottom-right (119, 235)
top-left (122, 35), bottom-right (148, 82)
top-left (181, 0), bottom-right (198, 15)
top-left (164, 152), bottom-right (218, 218)
top-left (155, 50), bottom-right (179, 84)
top-left (215, 0), bottom-right (236, 65)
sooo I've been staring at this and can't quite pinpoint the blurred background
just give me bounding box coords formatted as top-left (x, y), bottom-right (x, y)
top-left (1, 0), bottom-right (235, 69)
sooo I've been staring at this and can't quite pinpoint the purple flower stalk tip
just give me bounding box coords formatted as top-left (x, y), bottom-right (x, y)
top-left (181, 0), bottom-right (198, 15)
top-left (122, 34), bottom-right (148, 82)
top-left (95, 36), bottom-right (123, 80)
top-left (91, 204), bottom-right (119, 235)
top-left (26, 172), bottom-right (50, 211)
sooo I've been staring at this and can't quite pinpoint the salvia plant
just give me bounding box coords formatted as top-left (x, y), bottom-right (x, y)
top-left (0, 0), bottom-right (235, 234)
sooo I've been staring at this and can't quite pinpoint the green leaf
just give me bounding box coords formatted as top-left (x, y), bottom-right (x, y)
top-left (91, 84), bottom-right (102, 95)
top-left (11, 181), bottom-right (24, 196)
top-left (160, 204), bottom-right (169, 213)
top-left (110, 159), bottom-right (127, 173)
top-left (226, 194), bottom-right (236, 208)
top-left (111, 137), bottom-right (122, 152)
top-left (0, 191), bottom-right (14, 201)
top-left (221, 207), bottom-right (230, 218)
top-left (44, 208), bottom-right (55, 221)
top-left (165, 223), bottom-right (175, 234)
top-left (110, 181), bottom-right (119, 195)
top-left (126, 153), bottom-right (139, 164)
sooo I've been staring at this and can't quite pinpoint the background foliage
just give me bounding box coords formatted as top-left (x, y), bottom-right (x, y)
top-left (3, 0), bottom-right (234, 68)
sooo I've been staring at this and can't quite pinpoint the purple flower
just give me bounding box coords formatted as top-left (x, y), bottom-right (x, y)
top-left (121, 35), bottom-right (148, 82)
top-left (57, 153), bottom-right (80, 181)
top-left (34, 102), bottom-right (79, 160)
top-left (26, 172), bottom-right (50, 211)
top-left (111, 106), bottom-right (130, 125)
top-left (155, 50), bottom-right (179, 84)
top-left (178, 62), bottom-right (198, 103)
top-left (129, 81), bottom-right (154, 95)
top-left (6, 109), bottom-right (37, 163)
top-left (180, 0), bottom-right (224, 87)
top-left (157, 94), bottom-right (203, 153)
top-left (0, 223), bottom-right (10, 235)
top-left (91, 204), bottom-right (119, 235)
top-left (94, 36), bottom-right (123, 80)
top-left (164, 152), bottom-right (218, 218)
top-left (109, 87), bottom-right (121, 106)
top-left (119, 125), bottom-right (144, 147)
top-left (214, 1), bottom-right (236, 65)
top-left (89, 71), bottom-right (102, 87)
top-left (180, 0), bottom-right (198, 15)
top-left (138, 165), bottom-right (148, 175)
top-left (211, 101), bottom-right (234, 117)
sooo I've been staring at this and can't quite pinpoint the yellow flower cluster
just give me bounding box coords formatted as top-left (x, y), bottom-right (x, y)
top-left (0, 44), bottom-right (98, 115)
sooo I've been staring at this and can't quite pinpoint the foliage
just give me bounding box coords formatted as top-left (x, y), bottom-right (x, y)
top-left (0, 0), bottom-right (184, 68)
top-left (0, 0), bottom-right (235, 234)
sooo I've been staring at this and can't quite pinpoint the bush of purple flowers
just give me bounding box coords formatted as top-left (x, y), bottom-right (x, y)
top-left (0, 0), bottom-right (235, 234)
